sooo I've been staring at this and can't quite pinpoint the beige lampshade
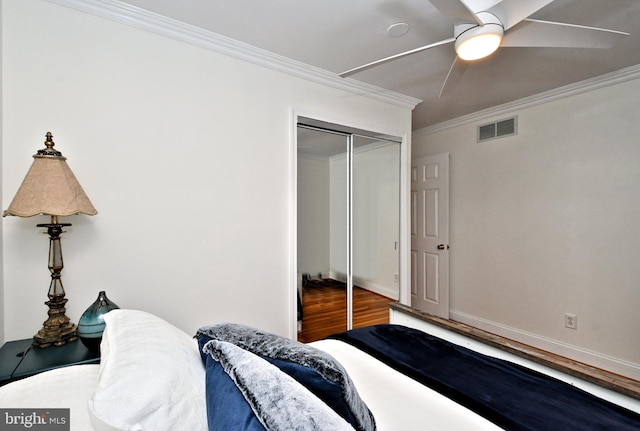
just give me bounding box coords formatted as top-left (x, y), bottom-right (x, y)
top-left (3, 132), bottom-right (97, 218)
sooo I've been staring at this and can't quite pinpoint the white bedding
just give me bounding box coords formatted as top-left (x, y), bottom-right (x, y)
top-left (0, 340), bottom-right (502, 431)
top-left (310, 339), bottom-right (502, 431)
top-left (0, 364), bottom-right (99, 431)
top-left (0, 310), bottom-right (635, 431)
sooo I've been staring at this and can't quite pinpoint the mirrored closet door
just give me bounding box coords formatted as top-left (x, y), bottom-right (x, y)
top-left (297, 118), bottom-right (401, 342)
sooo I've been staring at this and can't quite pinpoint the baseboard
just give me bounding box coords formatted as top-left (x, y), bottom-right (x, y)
top-left (352, 277), bottom-right (399, 301)
top-left (325, 272), bottom-right (399, 300)
top-left (450, 309), bottom-right (640, 381)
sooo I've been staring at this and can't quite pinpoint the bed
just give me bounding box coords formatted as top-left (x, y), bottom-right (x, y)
top-left (0, 309), bottom-right (638, 431)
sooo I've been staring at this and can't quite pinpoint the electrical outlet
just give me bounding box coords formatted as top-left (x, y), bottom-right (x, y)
top-left (394, 273), bottom-right (399, 282)
top-left (565, 313), bottom-right (577, 330)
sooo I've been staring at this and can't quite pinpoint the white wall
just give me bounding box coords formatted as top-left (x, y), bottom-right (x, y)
top-left (352, 143), bottom-right (400, 298)
top-left (297, 156), bottom-right (330, 277)
top-left (298, 141), bottom-right (401, 299)
top-left (1, 0), bottom-right (412, 341)
top-left (412, 74), bottom-right (640, 378)
top-left (327, 143), bottom-right (400, 299)
top-left (330, 156), bottom-right (348, 280)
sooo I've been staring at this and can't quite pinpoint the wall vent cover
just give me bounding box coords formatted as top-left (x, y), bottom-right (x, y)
top-left (477, 116), bottom-right (518, 142)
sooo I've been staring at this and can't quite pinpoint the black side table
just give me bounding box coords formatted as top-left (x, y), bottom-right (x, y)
top-left (0, 338), bottom-right (100, 386)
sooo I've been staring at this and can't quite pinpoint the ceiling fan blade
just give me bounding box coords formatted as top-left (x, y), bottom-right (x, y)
top-left (439, 56), bottom-right (469, 98)
top-left (428, 0), bottom-right (482, 25)
top-left (502, 19), bottom-right (629, 48)
top-left (339, 37), bottom-right (455, 77)
top-left (488, 0), bottom-right (554, 30)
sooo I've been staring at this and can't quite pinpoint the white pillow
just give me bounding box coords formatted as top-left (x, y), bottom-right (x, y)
top-left (88, 309), bottom-right (207, 431)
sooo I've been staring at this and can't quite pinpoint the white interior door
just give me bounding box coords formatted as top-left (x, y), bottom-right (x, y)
top-left (411, 153), bottom-right (450, 318)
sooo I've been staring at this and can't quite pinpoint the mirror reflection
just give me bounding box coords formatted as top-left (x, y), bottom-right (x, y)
top-left (296, 121), bottom-right (400, 342)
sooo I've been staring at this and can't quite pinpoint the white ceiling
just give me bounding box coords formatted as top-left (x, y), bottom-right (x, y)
top-left (116, 0), bottom-right (640, 130)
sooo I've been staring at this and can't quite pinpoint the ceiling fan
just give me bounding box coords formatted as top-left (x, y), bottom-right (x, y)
top-left (340, 0), bottom-right (629, 97)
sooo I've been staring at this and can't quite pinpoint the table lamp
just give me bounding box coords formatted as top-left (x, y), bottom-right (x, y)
top-left (3, 132), bottom-right (97, 348)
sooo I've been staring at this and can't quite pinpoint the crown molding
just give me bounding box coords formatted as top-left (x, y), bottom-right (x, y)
top-left (414, 63), bottom-right (640, 137)
top-left (46, 0), bottom-right (421, 110)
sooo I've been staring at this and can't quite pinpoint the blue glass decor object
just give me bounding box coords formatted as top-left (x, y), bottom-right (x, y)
top-left (77, 291), bottom-right (119, 350)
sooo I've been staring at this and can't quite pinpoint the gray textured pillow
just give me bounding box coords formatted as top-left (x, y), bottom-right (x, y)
top-left (196, 323), bottom-right (376, 431)
top-left (203, 339), bottom-right (355, 431)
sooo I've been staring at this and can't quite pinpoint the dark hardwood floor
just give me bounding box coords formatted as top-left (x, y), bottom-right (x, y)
top-left (297, 282), bottom-right (394, 343)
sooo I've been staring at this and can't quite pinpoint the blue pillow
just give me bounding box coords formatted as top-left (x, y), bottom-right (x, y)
top-left (203, 340), bottom-right (356, 431)
top-left (196, 323), bottom-right (376, 431)
top-left (262, 357), bottom-right (359, 426)
top-left (199, 337), bottom-right (353, 421)
top-left (203, 353), bottom-right (266, 431)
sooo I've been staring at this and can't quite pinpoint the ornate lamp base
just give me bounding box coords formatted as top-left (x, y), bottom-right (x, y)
top-left (33, 294), bottom-right (78, 348)
top-left (32, 219), bottom-right (78, 348)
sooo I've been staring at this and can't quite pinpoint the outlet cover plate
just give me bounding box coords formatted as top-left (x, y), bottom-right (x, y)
top-left (565, 313), bottom-right (577, 329)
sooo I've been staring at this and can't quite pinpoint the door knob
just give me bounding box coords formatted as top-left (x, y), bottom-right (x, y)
top-left (437, 244), bottom-right (449, 250)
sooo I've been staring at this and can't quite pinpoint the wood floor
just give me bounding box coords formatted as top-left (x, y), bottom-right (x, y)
top-left (297, 283), bottom-right (394, 343)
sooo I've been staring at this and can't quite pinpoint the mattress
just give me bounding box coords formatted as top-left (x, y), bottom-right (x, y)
top-left (310, 339), bottom-right (502, 431)
top-left (0, 364), bottom-right (99, 431)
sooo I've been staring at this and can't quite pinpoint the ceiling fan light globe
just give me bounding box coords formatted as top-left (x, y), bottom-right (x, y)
top-left (456, 32), bottom-right (503, 60)
top-left (454, 11), bottom-right (504, 61)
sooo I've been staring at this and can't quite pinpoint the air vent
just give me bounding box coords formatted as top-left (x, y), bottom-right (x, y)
top-left (477, 116), bottom-right (518, 142)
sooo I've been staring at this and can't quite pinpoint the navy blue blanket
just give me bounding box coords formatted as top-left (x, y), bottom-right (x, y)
top-left (329, 325), bottom-right (640, 431)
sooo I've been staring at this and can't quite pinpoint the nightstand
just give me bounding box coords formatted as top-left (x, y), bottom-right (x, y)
top-left (0, 338), bottom-right (100, 386)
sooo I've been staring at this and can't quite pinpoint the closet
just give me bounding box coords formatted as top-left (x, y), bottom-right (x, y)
top-left (296, 117), bottom-right (401, 334)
